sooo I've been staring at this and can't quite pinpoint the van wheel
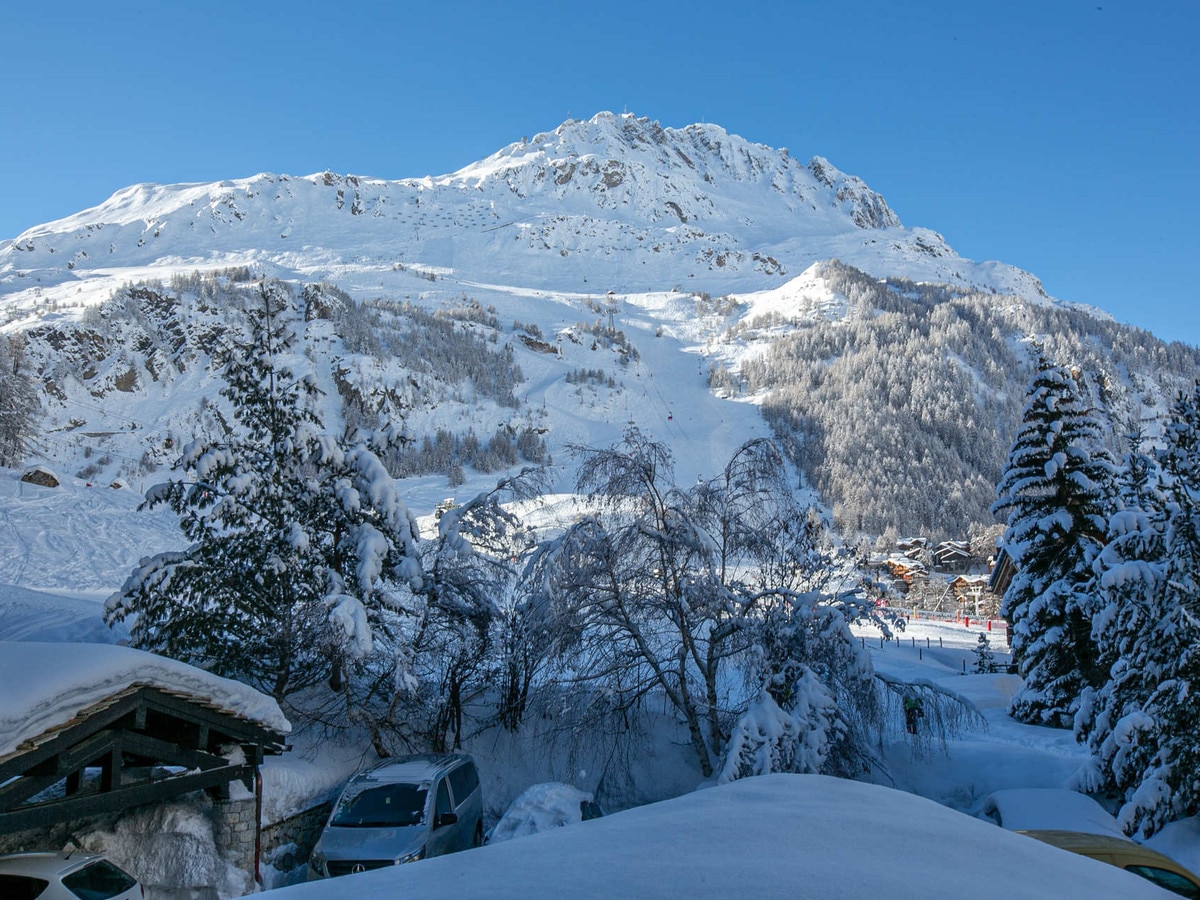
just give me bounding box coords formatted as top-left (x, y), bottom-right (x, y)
top-left (473, 822), bottom-right (484, 847)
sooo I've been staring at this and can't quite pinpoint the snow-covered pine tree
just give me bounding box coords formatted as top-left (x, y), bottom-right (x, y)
top-left (1116, 382), bottom-right (1200, 836)
top-left (1073, 431), bottom-right (1166, 800)
top-left (106, 283), bottom-right (424, 706)
top-left (973, 632), bottom-right (997, 674)
top-left (992, 358), bottom-right (1118, 726)
top-left (0, 335), bottom-right (40, 468)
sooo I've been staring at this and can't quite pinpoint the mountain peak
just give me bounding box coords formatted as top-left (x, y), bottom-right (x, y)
top-left (1, 111), bottom-right (1045, 307)
top-left (806, 156), bottom-right (900, 230)
top-left (453, 111), bottom-right (902, 234)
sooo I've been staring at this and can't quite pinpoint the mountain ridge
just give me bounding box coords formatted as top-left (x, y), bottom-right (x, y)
top-left (1, 112), bottom-right (1046, 306)
top-left (1, 111), bottom-right (1196, 543)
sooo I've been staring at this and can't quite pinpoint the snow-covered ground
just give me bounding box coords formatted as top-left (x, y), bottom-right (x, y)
top-left (859, 616), bottom-right (1200, 876)
top-left (4, 471), bottom-right (1200, 896)
top-left (264, 775), bottom-right (1170, 899)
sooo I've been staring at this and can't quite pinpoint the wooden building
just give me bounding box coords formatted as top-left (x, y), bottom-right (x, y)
top-left (0, 643), bottom-right (288, 842)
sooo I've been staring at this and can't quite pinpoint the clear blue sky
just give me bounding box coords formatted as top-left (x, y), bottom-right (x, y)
top-left (4, 0), bottom-right (1198, 345)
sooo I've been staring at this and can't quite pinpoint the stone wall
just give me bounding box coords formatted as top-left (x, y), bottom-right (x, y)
top-left (211, 796), bottom-right (258, 878)
top-left (260, 801), bottom-right (333, 884)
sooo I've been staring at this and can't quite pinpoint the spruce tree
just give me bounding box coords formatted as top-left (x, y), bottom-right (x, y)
top-left (973, 632), bottom-right (997, 674)
top-left (1073, 432), bottom-right (1166, 800)
top-left (1117, 383), bottom-right (1200, 835)
top-left (992, 358), bottom-right (1118, 726)
top-left (106, 283), bottom-right (423, 705)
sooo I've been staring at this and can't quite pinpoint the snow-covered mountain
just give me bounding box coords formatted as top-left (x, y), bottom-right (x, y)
top-left (1, 112), bottom-right (1197, 540)
top-left (0, 112), bottom-right (1045, 303)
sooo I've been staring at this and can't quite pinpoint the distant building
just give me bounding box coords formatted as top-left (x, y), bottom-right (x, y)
top-left (933, 540), bottom-right (975, 572)
top-left (950, 574), bottom-right (994, 616)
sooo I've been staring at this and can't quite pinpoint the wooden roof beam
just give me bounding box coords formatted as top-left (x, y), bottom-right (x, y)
top-left (0, 762), bottom-right (258, 832)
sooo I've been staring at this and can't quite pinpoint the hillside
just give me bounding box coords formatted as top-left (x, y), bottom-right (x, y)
top-left (2, 111), bottom-right (1197, 539)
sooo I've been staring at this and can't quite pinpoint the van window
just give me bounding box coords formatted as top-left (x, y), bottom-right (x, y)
top-left (448, 762), bottom-right (479, 804)
top-left (330, 783), bottom-right (427, 827)
top-left (436, 779), bottom-right (453, 819)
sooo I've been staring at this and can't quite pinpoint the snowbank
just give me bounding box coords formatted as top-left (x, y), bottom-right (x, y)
top-left (262, 774), bottom-right (1168, 899)
top-left (488, 782), bottom-right (596, 844)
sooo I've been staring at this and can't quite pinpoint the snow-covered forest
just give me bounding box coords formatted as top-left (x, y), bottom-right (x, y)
top-left (736, 261), bottom-right (1200, 537)
top-left (993, 359), bottom-right (1200, 839)
top-left (6, 262), bottom-right (1199, 544)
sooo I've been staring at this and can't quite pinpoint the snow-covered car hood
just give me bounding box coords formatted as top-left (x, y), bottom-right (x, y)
top-left (317, 824), bottom-right (425, 862)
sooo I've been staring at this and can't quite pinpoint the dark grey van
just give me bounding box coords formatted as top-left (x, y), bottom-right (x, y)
top-left (308, 753), bottom-right (483, 878)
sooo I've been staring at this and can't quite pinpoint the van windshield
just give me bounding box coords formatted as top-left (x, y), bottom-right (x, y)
top-left (330, 783), bottom-right (427, 828)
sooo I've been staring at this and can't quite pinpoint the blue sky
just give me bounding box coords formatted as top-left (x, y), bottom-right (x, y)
top-left (4, 0), bottom-right (1198, 345)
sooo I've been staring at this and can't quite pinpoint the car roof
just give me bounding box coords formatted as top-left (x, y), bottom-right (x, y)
top-left (0, 852), bottom-right (107, 879)
top-left (982, 788), bottom-right (1127, 839)
top-left (1020, 830), bottom-right (1200, 878)
top-left (354, 752), bottom-right (472, 784)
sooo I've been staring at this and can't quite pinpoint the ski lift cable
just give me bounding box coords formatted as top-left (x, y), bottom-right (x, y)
top-left (626, 360), bottom-right (694, 447)
top-left (55, 397), bottom-right (157, 432)
top-left (30, 433), bottom-right (157, 469)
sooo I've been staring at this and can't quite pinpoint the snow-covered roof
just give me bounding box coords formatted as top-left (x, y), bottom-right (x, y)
top-left (0, 642), bottom-right (290, 760)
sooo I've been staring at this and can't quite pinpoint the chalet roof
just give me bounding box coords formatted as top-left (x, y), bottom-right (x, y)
top-left (935, 540), bottom-right (971, 552)
top-left (950, 575), bottom-right (989, 587)
top-left (0, 642), bottom-right (289, 762)
top-left (934, 542), bottom-right (973, 559)
top-left (0, 643), bottom-right (290, 833)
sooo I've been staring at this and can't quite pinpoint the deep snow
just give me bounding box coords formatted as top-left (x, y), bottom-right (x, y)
top-left (4, 470), bottom-right (1200, 895)
top-left (267, 774), bottom-right (1170, 899)
top-left (2, 468), bottom-right (1200, 897)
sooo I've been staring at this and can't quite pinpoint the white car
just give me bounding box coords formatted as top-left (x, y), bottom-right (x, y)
top-left (0, 852), bottom-right (142, 900)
